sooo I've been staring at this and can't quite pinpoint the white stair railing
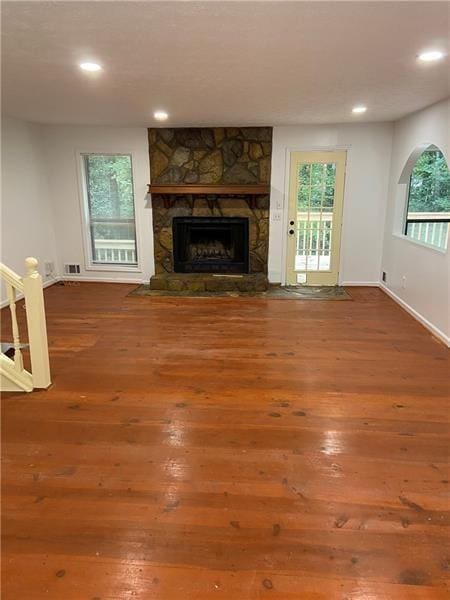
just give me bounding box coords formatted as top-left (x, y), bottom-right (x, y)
top-left (0, 257), bottom-right (51, 392)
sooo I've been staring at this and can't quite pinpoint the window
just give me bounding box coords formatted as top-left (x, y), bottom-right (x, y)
top-left (404, 148), bottom-right (450, 250)
top-left (82, 153), bottom-right (138, 267)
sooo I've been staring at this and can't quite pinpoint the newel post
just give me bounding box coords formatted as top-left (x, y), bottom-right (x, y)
top-left (23, 257), bottom-right (51, 388)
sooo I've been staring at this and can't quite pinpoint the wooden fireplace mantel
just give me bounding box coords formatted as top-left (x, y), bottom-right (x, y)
top-left (147, 184), bottom-right (270, 195)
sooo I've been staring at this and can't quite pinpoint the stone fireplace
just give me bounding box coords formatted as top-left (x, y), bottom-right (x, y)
top-left (148, 127), bottom-right (272, 292)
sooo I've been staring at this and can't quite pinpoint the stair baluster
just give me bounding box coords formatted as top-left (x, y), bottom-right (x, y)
top-left (6, 283), bottom-right (24, 371)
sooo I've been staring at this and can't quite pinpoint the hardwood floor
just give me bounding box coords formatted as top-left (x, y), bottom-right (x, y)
top-left (2, 283), bottom-right (449, 599)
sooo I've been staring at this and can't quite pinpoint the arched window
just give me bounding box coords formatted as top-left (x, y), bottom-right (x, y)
top-left (404, 147), bottom-right (450, 250)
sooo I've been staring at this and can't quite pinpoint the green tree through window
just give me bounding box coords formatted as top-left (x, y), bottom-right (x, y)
top-left (405, 148), bottom-right (450, 250)
top-left (407, 149), bottom-right (450, 213)
top-left (83, 154), bottom-right (138, 265)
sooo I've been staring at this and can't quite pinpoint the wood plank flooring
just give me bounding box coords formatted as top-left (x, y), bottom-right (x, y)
top-left (2, 283), bottom-right (449, 599)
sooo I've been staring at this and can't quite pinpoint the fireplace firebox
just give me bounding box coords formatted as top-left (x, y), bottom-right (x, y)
top-left (173, 217), bottom-right (249, 273)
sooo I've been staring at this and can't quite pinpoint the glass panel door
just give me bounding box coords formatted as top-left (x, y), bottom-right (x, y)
top-left (286, 151), bottom-right (346, 286)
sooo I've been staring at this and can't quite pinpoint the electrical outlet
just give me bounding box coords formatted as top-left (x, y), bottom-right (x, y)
top-left (382, 271), bottom-right (387, 282)
top-left (401, 275), bottom-right (407, 289)
top-left (271, 212), bottom-right (282, 222)
top-left (44, 261), bottom-right (54, 277)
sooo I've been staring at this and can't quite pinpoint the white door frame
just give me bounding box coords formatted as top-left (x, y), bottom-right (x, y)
top-left (280, 145), bottom-right (351, 286)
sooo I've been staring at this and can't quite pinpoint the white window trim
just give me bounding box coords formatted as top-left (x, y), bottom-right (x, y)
top-left (397, 144), bottom-right (449, 254)
top-left (77, 151), bottom-right (143, 273)
top-left (393, 232), bottom-right (448, 255)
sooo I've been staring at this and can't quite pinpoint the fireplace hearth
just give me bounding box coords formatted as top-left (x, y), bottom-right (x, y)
top-left (173, 217), bottom-right (249, 273)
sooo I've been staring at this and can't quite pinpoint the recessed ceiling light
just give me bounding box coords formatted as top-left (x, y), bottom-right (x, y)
top-left (154, 110), bottom-right (169, 121)
top-left (418, 50), bottom-right (445, 62)
top-left (79, 62), bottom-right (102, 72)
top-left (352, 105), bottom-right (367, 114)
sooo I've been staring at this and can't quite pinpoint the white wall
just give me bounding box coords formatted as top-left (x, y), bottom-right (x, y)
top-left (381, 99), bottom-right (449, 344)
top-left (5, 114), bottom-right (447, 345)
top-left (4, 119), bottom-right (392, 290)
top-left (1, 116), bottom-right (58, 302)
top-left (42, 125), bottom-right (153, 283)
top-left (269, 122), bottom-right (393, 284)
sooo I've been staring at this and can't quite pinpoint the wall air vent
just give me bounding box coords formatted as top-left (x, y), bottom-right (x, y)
top-left (64, 263), bottom-right (81, 275)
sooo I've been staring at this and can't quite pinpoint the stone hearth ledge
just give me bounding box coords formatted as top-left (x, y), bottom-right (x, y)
top-left (149, 272), bottom-right (269, 293)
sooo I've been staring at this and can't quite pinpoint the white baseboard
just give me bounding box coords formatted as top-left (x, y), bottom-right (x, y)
top-left (44, 277), bottom-right (60, 288)
top-left (379, 282), bottom-right (450, 347)
top-left (341, 281), bottom-right (379, 286)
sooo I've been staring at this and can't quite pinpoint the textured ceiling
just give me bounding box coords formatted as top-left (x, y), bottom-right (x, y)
top-left (2, 1), bottom-right (449, 126)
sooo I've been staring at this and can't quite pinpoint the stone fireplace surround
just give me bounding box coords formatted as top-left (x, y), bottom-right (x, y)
top-left (148, 127), bottom-right (272, 292)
